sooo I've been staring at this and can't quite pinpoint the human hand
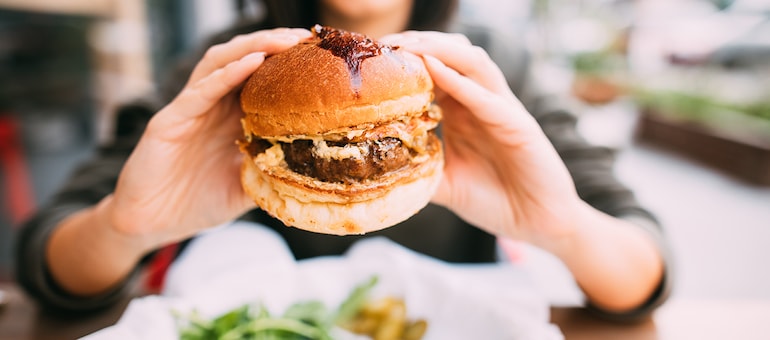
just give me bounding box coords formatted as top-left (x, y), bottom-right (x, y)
top-left (381, 32), bottom-right (587, 248)
top-left (106, 28), bottom-right (312, 250)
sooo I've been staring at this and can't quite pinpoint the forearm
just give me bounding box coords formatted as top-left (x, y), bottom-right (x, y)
top-left (46, 195), bottom-right (151, 297)
top-left (543, 202), bottom-right (665, 312)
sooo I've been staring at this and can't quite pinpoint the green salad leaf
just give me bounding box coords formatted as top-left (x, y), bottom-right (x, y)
top-left (335, 276), bottom-right (378, 325)
top-left (176, 276), bottom-right (378, 340)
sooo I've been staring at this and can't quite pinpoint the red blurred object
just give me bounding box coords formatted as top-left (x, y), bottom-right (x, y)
top-left (0, 115), bottom-right (36, 226)
top-left (144, 243), bottom-right (179, 293)
top-left (498, 238), bottom-right (526, 263)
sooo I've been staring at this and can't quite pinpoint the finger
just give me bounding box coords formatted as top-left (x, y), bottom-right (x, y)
top-left (423, 55), bottom-right (497, 116)
top-left (190, 28), bottom-right (309, 83)
top-left (423, 55), bottom-right (525, 128)
top-left (387, 32), bottom-right (510, 95)
top-left (431, 171), bottom-right (452, 208)
top-left (189, 28), bottom-right (311, 84)
top-left (429, 136), bottom-right (475, 209)
top-left (174, 52), bottom-right (266, 118)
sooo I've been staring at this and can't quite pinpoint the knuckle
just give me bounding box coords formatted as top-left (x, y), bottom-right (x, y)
top-left (451, 33), bottom-right (471, 45)
top-left (221, 61), bottom-right (238, 83)
top-left (470, 46), bottom-right (493, 64)
top-left (471, 46), bottom-right (488, 58)
top-left (230, 34), bottom-right (249, 44)
top-left (218, 61), bottom-right (245, 89)
top-left (176, 85), bottom-right (200, 106)
top-left (203, 43), bottom-right (225, 60)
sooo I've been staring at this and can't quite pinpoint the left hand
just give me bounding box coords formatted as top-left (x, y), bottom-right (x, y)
top-left (110, 28), bottom-right (312, 248)
top-left (381, 31), bottom-right (586, 248)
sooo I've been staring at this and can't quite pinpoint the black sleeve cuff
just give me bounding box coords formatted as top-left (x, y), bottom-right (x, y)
top-left (15, 204), bottom-right (140, 313)
top-left (585, 214), bottom-right (675, 322)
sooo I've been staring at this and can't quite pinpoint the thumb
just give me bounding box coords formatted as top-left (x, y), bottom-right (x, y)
top-left (430, 171), bottom-right (452, 208)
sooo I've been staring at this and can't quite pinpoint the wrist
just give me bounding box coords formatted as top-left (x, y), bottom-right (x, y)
top-left (94, 194), bottom-right (158, 258)
top-left (527, 200), bottom-right (595, 259)
top-left (535, 202), bottom-right (666, 311)
top-left (45, 195), bottom-right (152, 296)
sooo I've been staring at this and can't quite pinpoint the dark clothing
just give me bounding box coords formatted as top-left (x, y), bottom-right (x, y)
top-left (15, 22), bottom-right (672, 320)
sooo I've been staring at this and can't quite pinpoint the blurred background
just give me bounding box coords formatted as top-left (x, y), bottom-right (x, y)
top-left (0, 0), bottom-right (768, 306)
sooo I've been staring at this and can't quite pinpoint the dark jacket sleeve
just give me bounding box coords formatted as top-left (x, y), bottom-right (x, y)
top-left (14, 103), bottom-right (155, 312)
top-left (457, 22), bottom-right (673, 320)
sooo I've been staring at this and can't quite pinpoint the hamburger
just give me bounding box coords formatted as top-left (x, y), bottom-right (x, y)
top-left (238, 25), bottom-right (443, 235)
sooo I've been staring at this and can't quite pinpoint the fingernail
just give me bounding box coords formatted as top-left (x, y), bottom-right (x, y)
top-left (242, 52), bottom-right (265, 61)
top-left (291, 28), bottom-right (313, 37)
top-left (423, 55), bottom-right (442, 67)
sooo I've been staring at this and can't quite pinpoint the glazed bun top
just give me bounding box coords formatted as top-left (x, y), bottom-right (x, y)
top-left (240, 25), bottom-right (433, 137)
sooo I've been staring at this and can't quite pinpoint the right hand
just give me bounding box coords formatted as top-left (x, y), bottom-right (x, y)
top-left (104, 28), bottom-right (311, 251)
top-left (382, 31), bottom-right (585, 248)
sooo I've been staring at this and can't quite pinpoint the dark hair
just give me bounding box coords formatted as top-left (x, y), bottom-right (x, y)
top-left (251, 0), bottom-right (458, 31)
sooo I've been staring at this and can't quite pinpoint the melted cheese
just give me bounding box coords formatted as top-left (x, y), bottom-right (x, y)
top-left (256, 144), bottom-right (285, 167)
top-left (312, 140), bottom-right (369, 160)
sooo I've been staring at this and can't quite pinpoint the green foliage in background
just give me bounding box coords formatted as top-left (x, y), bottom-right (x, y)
top-left (571, 51), bottom-right (612, 75)
top-left (632, 89), bottom-right (770, 122)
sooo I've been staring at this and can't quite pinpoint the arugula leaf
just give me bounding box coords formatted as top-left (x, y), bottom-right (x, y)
top-left (176, 276), bottom-right (378, 340)
top-left (334, 276), bottom-right (378, 325)
top-left (283, 301), bottom-right (329, 328)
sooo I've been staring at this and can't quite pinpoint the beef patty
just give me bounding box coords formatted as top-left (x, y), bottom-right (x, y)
top-left (243, 132), bottom-right (438, 184)
top-left (282, 137), bottom-right (411, 183)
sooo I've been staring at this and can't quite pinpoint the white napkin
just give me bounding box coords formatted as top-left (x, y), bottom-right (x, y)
top-left (83, 221), bottom-right (563, 340)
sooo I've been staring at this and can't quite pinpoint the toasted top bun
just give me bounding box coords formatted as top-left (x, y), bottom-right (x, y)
top-left (240, 28), bottom-right (433, 137)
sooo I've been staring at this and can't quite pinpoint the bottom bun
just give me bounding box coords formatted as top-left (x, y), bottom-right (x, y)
top-left (241, 145), bottom-right (443, 235)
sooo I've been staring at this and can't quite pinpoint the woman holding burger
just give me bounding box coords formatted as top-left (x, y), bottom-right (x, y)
top-left (16, 0), bottom-right (671, 320)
